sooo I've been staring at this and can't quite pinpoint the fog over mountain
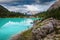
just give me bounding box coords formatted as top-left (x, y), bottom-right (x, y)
top-left (0, 0), bottom-right (56, 15)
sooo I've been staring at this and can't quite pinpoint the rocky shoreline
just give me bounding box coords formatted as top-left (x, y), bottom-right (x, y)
top-left (32, 18), bottom-right (60, 40)
top-left (11, 18), bottom-right (60, 40)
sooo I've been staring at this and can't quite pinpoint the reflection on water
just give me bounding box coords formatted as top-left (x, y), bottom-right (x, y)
top-left (0, 18), bottom-right (37, 40)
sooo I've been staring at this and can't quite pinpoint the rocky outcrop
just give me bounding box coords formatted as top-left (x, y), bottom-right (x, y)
top-left (32, 18), bottom-right (60, 40)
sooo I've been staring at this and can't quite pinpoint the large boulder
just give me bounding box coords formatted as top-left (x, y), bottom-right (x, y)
top-left (32, 18), bottom-right (57, 40)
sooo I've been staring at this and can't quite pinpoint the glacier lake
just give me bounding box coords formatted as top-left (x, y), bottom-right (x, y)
top-left (0, 18), bottom-right (38, 40)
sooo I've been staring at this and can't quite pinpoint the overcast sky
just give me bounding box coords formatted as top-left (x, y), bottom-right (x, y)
top-left (0, 0), bottom-right (56, 15)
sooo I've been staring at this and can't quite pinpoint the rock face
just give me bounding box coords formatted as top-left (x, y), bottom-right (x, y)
top-left (49, 0), bottom-right (60, 10)
top-left (32, 18), bottom-right (60, 40)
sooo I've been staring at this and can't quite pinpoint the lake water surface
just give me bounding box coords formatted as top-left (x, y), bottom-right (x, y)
top-left (0, 18), bottom-right (37, 40)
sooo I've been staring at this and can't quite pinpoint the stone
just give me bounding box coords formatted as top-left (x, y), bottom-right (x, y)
top-left (32, 18), bottom-right (59, 40)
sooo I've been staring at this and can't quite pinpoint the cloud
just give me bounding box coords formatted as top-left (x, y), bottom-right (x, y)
top-left (0, 0), bottom-right (56, 15)
top-left (0, 0), bottom-right (20, 3)
top-left (0, 0), bottom-right (55, 4)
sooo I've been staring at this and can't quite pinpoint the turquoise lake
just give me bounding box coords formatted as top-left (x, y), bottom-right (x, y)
top-left (0, 18), bottom-right (37, 40)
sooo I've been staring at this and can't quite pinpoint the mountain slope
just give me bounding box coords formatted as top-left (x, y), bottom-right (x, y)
top-left (49, 0), bottom-right (60, 10)
top-left (0, 5), bottom-right (10, 17)
top-left (0, 5), bottom-right (9, 13)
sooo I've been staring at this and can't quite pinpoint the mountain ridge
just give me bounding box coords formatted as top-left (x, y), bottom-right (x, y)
top-left (49, 0), bottom-right (60, 10)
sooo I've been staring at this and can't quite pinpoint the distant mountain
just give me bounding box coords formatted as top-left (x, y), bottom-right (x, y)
top-left (0, 5), bottom-right (27, 18)
top-left (0, 5), bottom-right (9, 13)
top-left (49, 0), bottom-right (60, 10)
top-left (0, 5), bottom-right (10, 17)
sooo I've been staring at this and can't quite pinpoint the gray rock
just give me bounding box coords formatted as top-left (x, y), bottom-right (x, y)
top-left (32, 19), bottom-right (57, 40)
